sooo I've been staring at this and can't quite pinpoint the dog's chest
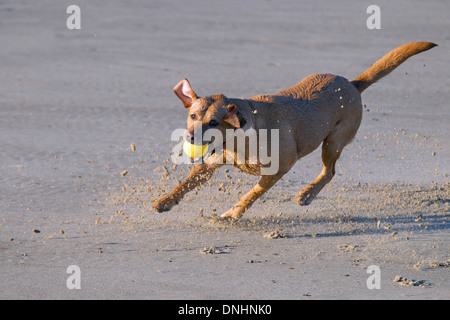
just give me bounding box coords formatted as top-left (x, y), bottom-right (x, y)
top-left (234, 163), bottom-right (261, 176)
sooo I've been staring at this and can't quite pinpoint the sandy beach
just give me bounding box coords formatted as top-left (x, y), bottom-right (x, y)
top-left (0, 0), bottom-right (448, 300)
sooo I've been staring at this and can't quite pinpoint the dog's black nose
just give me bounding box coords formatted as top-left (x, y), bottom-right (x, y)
top-left (184, 130), bottom-right (195, 143)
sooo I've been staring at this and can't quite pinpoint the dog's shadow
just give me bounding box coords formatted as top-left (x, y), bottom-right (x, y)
top-left (195, 196), bottom-right (450, 239)
top-left (242, 182), bottom-right (450, 238)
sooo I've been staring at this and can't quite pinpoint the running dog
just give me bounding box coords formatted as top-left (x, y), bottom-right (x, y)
top-left (153, 42), bottom-right (436, 219)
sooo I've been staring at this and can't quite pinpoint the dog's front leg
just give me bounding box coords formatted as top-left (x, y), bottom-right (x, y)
top-left (152, 164), bottom-right (220, 213)
top-left (221, 173), bottom-right (284, 220)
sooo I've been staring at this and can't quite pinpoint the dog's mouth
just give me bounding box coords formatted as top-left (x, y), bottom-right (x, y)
top-left (184, 141), bottom-right (226, 163)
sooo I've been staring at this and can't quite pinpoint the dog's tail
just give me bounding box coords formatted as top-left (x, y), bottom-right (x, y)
top-left (351, 42), bottom-right (437, 93)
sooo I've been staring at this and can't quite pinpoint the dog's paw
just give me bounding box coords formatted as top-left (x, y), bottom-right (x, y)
top-left (152, 197), bottom-right (177, 213)
top-left (297, 192), bottom-right (314, 206)
top-left (220, 207), bottom-right (245, 220)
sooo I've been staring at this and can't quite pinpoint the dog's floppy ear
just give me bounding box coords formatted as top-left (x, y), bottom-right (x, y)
top-left (173, 78), bottom-right (198, 109)
top-left (223, 104), bottom-right (240, 128)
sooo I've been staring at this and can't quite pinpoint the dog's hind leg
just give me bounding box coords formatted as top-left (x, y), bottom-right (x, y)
top-left (221, 172), bottom-right (285, 220)
top-left (297, 118), bottom-right (360, 206)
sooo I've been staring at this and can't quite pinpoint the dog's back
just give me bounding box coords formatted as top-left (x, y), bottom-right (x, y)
top-left (251, 74), bottom-right (363, 159)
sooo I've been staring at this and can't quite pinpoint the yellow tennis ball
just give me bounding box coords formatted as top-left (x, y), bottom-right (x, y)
top-left (183, 141), bottom-right (210, 159)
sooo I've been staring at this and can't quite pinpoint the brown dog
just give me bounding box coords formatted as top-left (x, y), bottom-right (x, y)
top-left (152, 42), bottom-right (436, 220)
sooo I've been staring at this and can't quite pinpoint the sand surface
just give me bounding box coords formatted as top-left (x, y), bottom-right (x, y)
top-left (0, 0), bottom-right (449, 299)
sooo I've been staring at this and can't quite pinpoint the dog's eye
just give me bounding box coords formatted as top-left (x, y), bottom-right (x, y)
top-left (209, 120), bottom-right (219, 127)
top-left (190, 114), bottom-right (197, 120)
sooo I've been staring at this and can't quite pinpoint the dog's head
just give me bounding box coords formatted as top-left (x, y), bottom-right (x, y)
top-left (173, 79), bottom-right (242, 144)
top-left (173, 78), bottom-right (242, 161)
